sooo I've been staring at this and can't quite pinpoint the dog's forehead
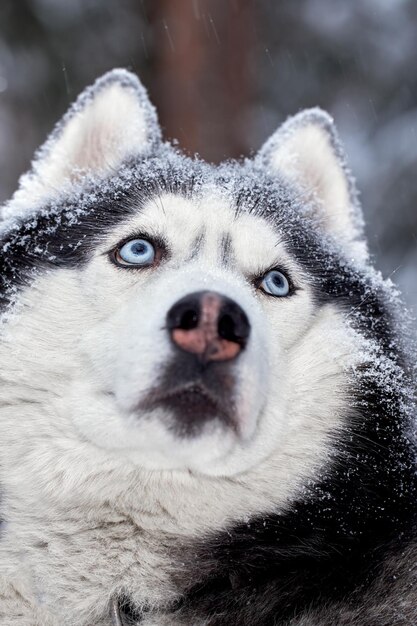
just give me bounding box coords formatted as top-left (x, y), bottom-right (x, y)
top-left (106, 189), bottom-right (285, 270)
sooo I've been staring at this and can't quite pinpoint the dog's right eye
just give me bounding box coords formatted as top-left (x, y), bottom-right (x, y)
top-left (114, 238), bottom-right (156, 267)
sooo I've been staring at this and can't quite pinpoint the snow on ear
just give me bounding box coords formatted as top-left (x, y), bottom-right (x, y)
top-left (256, 108), bottom-right (368, 262)
top-left (4, 69), bottom-right (161, 220)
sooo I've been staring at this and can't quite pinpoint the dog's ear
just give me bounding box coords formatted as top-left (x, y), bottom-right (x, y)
top-left (256, 108), bottom-right (367, 261)
top-left (6, 69), bottom-right (161, 217)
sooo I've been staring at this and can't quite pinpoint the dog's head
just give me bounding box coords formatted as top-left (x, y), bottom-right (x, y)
top-left (1, 70), bottom-right (394, 497)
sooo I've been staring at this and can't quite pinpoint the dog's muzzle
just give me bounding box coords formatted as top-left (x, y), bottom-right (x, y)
top-left (138, 291), bottom-right (251, 436)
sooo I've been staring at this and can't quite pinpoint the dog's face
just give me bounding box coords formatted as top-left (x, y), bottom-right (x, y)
top-left (61, 188), bottom-right (322, 477)
top-left (0, 71), bottom-right (370, 488)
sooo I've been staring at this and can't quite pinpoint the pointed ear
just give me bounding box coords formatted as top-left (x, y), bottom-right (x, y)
top-left (256, 108), bottom-right (367, 261)
top-left (6, 69), bottom-right (162, 218)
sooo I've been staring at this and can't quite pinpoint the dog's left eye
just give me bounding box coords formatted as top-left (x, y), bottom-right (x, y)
top-left (115, 238), bottom-right (156, 266)
top-left (260, 270), bottom-right (290, 297)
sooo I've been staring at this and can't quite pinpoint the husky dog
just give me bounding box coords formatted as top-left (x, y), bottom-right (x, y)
top-left (0, 69), bottom-right (415, 626)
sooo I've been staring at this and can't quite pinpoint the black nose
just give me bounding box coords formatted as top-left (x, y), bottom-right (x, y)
top-left (166, 291), bottom-right (251, 362)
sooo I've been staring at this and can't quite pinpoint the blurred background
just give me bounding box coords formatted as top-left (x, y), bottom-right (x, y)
top-left (0, 0), bottom-right (416, 315)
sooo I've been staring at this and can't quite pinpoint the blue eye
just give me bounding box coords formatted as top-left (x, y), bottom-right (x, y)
top-left (260, 270), bottom-right (290, 297)
top-left (116, 238), bottom-right (156, 266)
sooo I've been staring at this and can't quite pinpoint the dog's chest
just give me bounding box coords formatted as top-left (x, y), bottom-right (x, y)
top-left (0, 509), bottom-right (183, 626)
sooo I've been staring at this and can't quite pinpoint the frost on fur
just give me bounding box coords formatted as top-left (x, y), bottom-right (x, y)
top-left (1, 69), bottom-right (162, 226)
top-left (256, 108), bottom-right (368, 263)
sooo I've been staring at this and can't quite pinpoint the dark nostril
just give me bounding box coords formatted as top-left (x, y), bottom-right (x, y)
top-left (167, 297), bottom-right (200, 332)
top-left (179, 308), bottom-right (199, 330)
top-left (218, 302), bottom-right (250, 346)
top-left (218, 313), bottom-right (235, 341)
